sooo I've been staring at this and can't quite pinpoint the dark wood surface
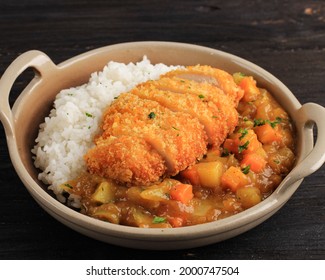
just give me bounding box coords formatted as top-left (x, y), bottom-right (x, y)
top-left (0, 0), bottom-right (324, 260)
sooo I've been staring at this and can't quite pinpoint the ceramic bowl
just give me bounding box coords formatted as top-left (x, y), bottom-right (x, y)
top-left (1, 41), bottom-right (324, 250)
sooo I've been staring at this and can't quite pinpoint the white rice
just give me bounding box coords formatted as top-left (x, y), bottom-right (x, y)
top-left (32, 56), bottom-right (180, 202)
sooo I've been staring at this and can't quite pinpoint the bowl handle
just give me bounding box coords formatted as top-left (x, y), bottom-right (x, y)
top-left (0, 50), bottom-right (57, 137)
top-left (276, 102), bottom-right (325, 194)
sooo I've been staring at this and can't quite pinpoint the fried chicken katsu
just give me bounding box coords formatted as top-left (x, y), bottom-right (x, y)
top-left (84, 65), bottom-right (243, 186)
top-left (162, 65), bottom-right (244, 105)
top-left (86, 94), bottom-right (207, 184)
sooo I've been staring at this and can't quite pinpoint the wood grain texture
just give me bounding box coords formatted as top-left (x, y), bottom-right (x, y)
top-left (0, 0), bottom-right (324, 260)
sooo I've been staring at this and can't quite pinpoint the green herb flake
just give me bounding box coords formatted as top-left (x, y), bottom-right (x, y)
top-left (85, 112), bottom-right (93, 118)
top-left (238, 128), bottom-right (248, 140)
top-left (148, 112), bottom-right (156, 119)
top-left (253, 118), bottom-right (266, 127)
top-left (269, 117), bottom-right (282, 128)
top-left (238, 72), bottom-right (246, 77)
top-left (172, 126), bottom-right (180, 131)
top-left (254, 117), bottom-right (283, 128)
top-left (241, 165), bottom-right (251, 174)
top-left (64, 183), bottom-right (73, 189)
top-left (198, 94), bottom-right (205, 99)
top-left (238, 141), bottom-right (250, 153)
top-left (233, 72), bottom-right (247, 84)
top-left (152, 216), bottom-right (167, 224)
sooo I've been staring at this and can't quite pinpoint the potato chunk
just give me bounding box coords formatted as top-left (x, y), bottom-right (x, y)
top-left (196, 161), bottom-right (224, 188)
top-left (91, 181), bottom-right (116, 204)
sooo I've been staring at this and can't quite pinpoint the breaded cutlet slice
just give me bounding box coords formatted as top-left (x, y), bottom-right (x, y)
top-left (162, 65), bottom-right (244, 105)
top-left (146, 76), bottom-right (238, 135)
top-left (99, 93), bottom-right (208, 175)
top-left (85, 65), bottom-right (243, 186)
top-left (85, 135), bottom-right (166, 185)
top-left (131, 84), bottom-right (228, 147)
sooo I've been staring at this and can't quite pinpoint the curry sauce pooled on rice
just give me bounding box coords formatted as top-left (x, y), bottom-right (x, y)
top-left (32, 58), bottom-right (295, 228)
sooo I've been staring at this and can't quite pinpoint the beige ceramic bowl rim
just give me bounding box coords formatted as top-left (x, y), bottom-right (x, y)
top-left (1, 41), bottom-right (325, 247)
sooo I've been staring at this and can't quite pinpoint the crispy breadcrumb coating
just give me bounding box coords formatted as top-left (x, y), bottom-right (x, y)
top-left (85, 135), bottom-right (166, 185)
top-left (102, 94), bottom-right (208, 173)
top-left (132, 83), bottom-right (229, 147)
top-left (145, 76), bottom-right (238, 135)
top-left (162, 65), bottom-right (244, 105)
top-left (84, 65), bottom-right (242, 186)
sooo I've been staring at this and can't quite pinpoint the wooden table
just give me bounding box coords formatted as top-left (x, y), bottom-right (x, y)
top-left (0, 0), bottom-right (324, 260)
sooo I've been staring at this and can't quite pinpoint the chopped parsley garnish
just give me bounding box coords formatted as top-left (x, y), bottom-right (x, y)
top-left (237, 72), bottom-right (246, 77)
top-left (238, 128), bottom-right (248, 140)
top-left (238, 141), bottom-right (250, 153)
top-left (233, 72), bottom-right (247, 84)
top-left (85, 112), bottom-right (93, 118)
top-left (172, 126), bottom-right (180, 131)
top-left (269, 117), bottom-right (283, 128)
top-left (152, 216), bottom-right (167, 224)
top-left (253, 118), bottom-right (266, 127)
top-left (198, 94), bottom-right (205, 99)
top-left (241, 165), bottom-right (251, 174)
top-left (148, 112), bottom-right (156, 119)
top-left (254, 117), bottom-right (282, 128)
top-left (64, 183), bottom-right (73, 189)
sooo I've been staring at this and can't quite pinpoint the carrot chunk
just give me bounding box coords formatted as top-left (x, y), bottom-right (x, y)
top-left (223, 138), bottom-right (240, 154)
top-left (221, 166), bottom-right (249, 192)
top-left (239, 76), bottom-right (260, 102)
top-left (223, 129), bottom-right (262, 155)
top-left (241, 153), bottom-right (267, 173)
top-left (242, 129), bottom-right (262, 154)
top-left (167, 216), bottom-right (184, 228)
top-left (255, 123), bottom-right (282, 144)
top-left (180, 167), bottom-right (200, 186)
top-left (170, 183), bottom-right (194, 204)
